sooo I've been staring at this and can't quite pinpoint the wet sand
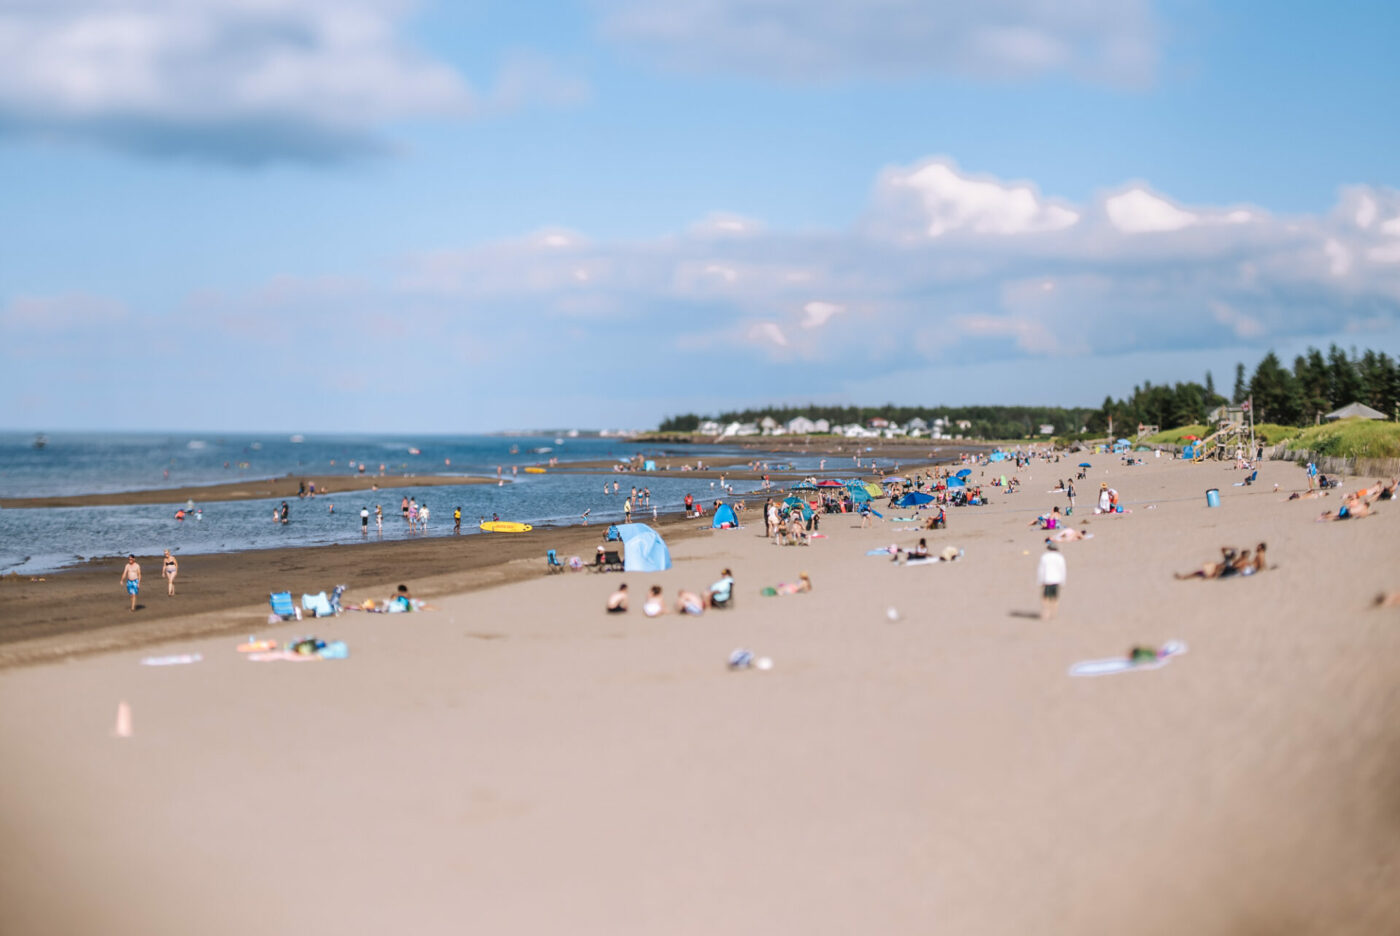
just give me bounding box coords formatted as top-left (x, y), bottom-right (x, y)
top-left (0, 473), bottom-right (493, 509)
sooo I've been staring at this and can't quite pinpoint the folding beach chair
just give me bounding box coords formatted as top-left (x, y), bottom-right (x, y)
top-left (269, 591), bottom-right (296, 620)
top-left (546, 549), bottom-right (565, 574)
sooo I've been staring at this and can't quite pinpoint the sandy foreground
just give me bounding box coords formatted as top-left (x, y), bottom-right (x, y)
top-left (1, 455), bottom-right (1397, 935)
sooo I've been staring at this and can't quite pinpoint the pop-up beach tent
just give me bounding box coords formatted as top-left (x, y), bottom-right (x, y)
top-left (712, 503), bottom-right (739, 528)
top-left (782, 496), bottom-right (814, 519)
top-left (617, 523), bottom-right (672, 572)
top-left (945, 476), bottom-right (966, 488)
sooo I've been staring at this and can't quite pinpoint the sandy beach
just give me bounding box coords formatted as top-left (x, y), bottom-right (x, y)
top-left (1, 454), bottom-right (1397, 935)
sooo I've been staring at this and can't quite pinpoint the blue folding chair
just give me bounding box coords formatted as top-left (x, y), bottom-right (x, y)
top-left (546, 549), bottom-right (564, 574)
top-left (269, 591), bottom-right (296, 620)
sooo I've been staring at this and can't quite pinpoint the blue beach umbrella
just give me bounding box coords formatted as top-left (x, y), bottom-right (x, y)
top-left (895, 491), bottom-right (934, 507)
top-left (955, 468), bottom-right (972, 478)
top-left (1078, 462), bottom-right (1092, 468)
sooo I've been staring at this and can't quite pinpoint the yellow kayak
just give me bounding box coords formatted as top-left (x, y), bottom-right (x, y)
top-left (479, 521), bottom-right (533, 533)
top-left (523, 467), bottom-right (546, 474)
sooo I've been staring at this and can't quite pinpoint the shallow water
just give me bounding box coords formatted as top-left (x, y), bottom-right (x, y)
top-left (0, 432), bottom-right (843, 573)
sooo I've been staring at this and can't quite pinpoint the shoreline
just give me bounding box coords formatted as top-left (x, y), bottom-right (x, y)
top-left (0, 510), bottom-right (710, 668)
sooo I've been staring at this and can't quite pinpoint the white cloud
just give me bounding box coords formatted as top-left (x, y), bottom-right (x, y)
top-left (801, 301), bottom-right (842, 328)
top-left (1355, 194), bottom-right (1378, 228)
top-left (690, 213), bottom-right (764, 237)
top-left (1104, 188), bottom-right (1198, 233)
top-left (597, 0), bottom-right (1159, 86)
top-left (877, 160), bottom-right (1079, 238)
top-left (1324, 238), bottom-right (1352, 276)
top-left (750, 322), bottom-right (788, 347)
top-left (0, 1), bottom-right (584, 162)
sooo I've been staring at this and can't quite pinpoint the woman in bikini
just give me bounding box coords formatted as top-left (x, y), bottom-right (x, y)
top-left (643, 585), bottom-right (667, 617)
top-left (162, 550), bottom-right (178, 596)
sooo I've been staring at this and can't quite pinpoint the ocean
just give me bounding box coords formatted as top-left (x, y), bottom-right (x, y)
top-left (0, 432), bottom-right (837, 574)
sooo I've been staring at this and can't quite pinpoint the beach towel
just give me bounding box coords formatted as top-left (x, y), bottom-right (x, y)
top-left (1069, 641), bottom-right (1188, 677)
top-left (141, 653), bottom-right (202, 666)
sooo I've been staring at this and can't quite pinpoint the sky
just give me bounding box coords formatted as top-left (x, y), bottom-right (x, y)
top-left (2, 0), bottom-right (1398, 433)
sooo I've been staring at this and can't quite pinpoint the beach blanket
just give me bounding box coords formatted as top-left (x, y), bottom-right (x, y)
top-left (141, 653), bottom-right (202, 666)
top-left (1069, 640), bottom-right (1187, 677)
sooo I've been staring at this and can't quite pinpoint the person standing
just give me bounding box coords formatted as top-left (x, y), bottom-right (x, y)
top-left (360, 506), bottom-right (370, 536)
top-left (1037, 542), bottom-right (1066, 621)
top-left (280, 501), bottom-right (290, 524)
top-left (419, 503), bottom-right (430, 531)
top-left (375, 504), bottom-right (383, 534)
top-left (1066, 480), bottom-right (1076, 513)
top-left (401, 496), bottom-right (410, 523)
top-left (624, 496), bottom-right (633, 522)
top-left (453, 506), bottom-right (462, 534)
top-left (121, 555), bottom-right (142, 612)
top-left (161, 550), bottom-right (178, 597)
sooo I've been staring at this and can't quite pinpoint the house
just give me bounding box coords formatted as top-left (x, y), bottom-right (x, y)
top-left (720, 421), bottom-right (760, 437)
top-left (1325, 402), bottom-right (1388, 420)
top-left (697, 420), bottom-right (722, 435)
top-left (787, 416), bottom-right (817, 434)
top-left (956, 420), bottom-right (972, 430)
top-left (906, 417), bottom-right (929, 432)
top-left (813, 418), bottom-right (831, 433)
top-left (868, 417), bottom-right (889, 428)
top-left (1039, 424), bottom-right (1055, 435)
top-left (1208, 405), bottom-right (1245, 425)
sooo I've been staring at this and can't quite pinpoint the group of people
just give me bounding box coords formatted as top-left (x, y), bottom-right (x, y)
top-left (119, 550), bottom-right (179, 611)
top-left (1175, 544), bottom-right (1269, 579)
top-left (606, 568), bottom-right (736, 616)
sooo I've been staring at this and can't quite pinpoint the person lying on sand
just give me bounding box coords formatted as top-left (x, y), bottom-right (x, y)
top-left (1046, 528), bottom-right (1093, 542)
top-left (1175, 548), bottom-right (1237, 580)
top-left (1288, 490), bottom-right (1329, 500)
top-left (1317, 497), bottom-right (1373, 521)
top-left (643, 585), bottom-right (666, 617)
top-left (773, 573), bottom-right (813, 595)
top-left (1372, 592), bottom-right (1400, 609)
top-left (607, 584), bottom-right (628, 613)
top-left (676, 589), bottom-right (705, 615)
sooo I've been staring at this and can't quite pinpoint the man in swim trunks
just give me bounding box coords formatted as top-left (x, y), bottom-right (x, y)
top-left (607, 584), bottom-right (629, 613)
top-left (121, 555), bottom-right (141, 612)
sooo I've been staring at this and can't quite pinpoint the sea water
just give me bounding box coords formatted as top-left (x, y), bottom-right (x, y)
top-left (0, 432), bottom-right (843, 573)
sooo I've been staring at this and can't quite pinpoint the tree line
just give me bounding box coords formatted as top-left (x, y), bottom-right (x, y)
top-left (658, 344), bottom-right (1399, 439)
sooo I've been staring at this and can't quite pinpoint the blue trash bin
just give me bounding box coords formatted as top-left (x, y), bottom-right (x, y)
top-left (1206, 488), bottom-right (1220, 508)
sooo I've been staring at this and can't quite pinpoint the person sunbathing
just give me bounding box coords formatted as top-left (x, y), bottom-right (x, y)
top-left (1318, 497), bottom-right (1373, 521)
top-left (643, 585), bottom-right (666, 617)
top-left (1372, 592), bottom-right (1400, 609)
top-left (676, 589), bottom-right (705, 615)
top-left (1289, 489), bottom-right (1329, 500)
top-left (1047, 528), bottom-right (1092, 542)
top-left (774, 572), bottom-right (813, 595)
top-left (1175, 548), bottom-right (1237, 580)
top-left (606, 584), bottom-right (628, 613)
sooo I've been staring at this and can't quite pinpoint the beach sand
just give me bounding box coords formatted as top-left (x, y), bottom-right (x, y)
top-left (1, 455), bottom-right (1397, 935)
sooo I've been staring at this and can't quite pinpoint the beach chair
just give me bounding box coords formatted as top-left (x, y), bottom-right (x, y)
top-left (591, 550), bottom-right (623, 573)
top-left (269, 591), bottom-right (296, 620)
top-left (546, 549), bottom-right (564, 574)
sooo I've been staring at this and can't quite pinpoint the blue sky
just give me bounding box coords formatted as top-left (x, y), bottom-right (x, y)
top-left (2, 0), bottom-right (1398, 432)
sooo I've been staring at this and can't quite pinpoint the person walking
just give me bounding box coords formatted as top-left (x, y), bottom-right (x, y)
top-left (121, 554), bottom-right (142, 612)
top-left (453, 506), bottom-right (462, 534)
top-left (161, 550), bottom-right (178, 597)
top-left (1037, 542), bottom-right (1066, 621)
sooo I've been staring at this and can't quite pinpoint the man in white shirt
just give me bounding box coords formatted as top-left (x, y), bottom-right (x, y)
top-left (1037, 542), bottom-right (1067, 621)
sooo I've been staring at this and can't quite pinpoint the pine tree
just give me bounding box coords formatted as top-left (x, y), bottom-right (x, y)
top-left (1232, 363), bottom-right (1247, 404)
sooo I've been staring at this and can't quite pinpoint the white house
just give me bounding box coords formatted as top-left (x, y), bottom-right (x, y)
top-left (698, 420), bottom-right (722, 435)
top-left (787, 416), bottom-right (817, 434)
top-left (813, 418), bottom-right (831, 433)
top-left (906, 417), bottom-right (929, 432)
top-left (1039, 424), bottom-right (1055, 435)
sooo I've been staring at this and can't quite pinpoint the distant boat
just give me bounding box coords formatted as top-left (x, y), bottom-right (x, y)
top-left (289, 434), bottom-right (305, 444)
top-left (408, 447), bottom-right (422, 456)
top-left (32, 434), bottom-right (47, 450)
top-left (554, 438), bottom-right (565, 445)
top-left (530, 446), bottom-right (553, 454)
top-left (187, 440), bottom-right (207, 450)
top-left (566, 429), bottom-right (579, 438)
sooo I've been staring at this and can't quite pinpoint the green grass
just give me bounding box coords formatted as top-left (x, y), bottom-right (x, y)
top-left (1282, 419), bottom-right (1400, 458)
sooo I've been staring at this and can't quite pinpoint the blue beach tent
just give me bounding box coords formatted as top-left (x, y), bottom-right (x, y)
top-left (617, 523), bottom-right (672, 572)
top-left (945, 476), bottom-right (966, 488)
top-left (712, 503), bottom-right (739, 528)
top-left (848, 486), bottom-right (872, 503)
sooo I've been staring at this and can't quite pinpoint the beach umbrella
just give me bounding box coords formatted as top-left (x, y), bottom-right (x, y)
top-left (789, 480), bottom-right (818, 491)
top-left (816, 479), bottom-right (843, 487)
top-left (954, 468), bottom-right (972, 478)
top-left (946, 476), bottom-right (966, 488)
top-left (781, 496), bottom-right (807, 507)
top-left (863, 482), bottom-right (883, 497)
top-left (895, 491), bottom-right (934, 507)
top-left (881, 477), bottom-right (903, 486)
top-left (1078, 462), bottom-right (1092, 468)
top-left (1182, 435), bottom-right (1200, 441)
